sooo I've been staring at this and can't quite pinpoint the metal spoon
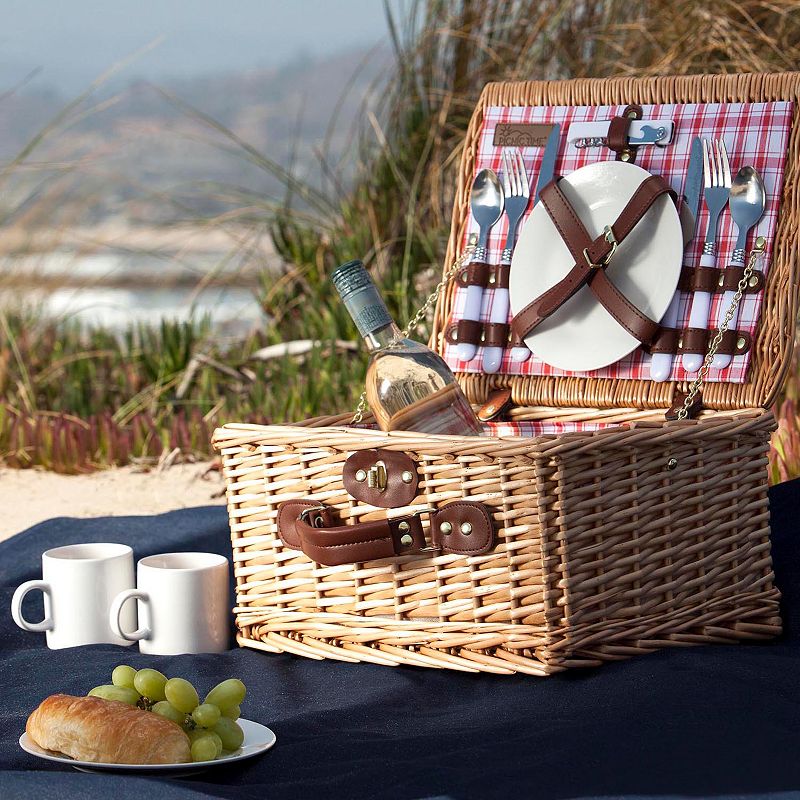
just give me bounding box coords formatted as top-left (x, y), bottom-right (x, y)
top-left (456, 169), bottom-right (504, 362)
top-left (712, 166), bottom-right (766, 370)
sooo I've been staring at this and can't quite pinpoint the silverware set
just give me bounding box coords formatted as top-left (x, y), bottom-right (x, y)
top-left (680, 137), bottom-right (765, 374)
top-left (462, 125), bottom-right (560, 372)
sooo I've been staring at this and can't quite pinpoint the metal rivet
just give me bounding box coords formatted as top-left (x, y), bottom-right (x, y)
top-left (400, 534), bottom-right (413, 547)
top-left (666, 458), bottom-right (678, 471)
top-left (755, 235), bottom-right (766, 249)
top-left (460, 522), bottom-right (473, 535)
top-left (355, 469), bottom-right (367, 482)
top-left (736, 336), bottom-right (746, 351)
top-left (401, 470), bottom-right (414, 484)
top-left (450, 329), bottom-right (458, 341)
top-left (488, 272), bottom-right (496, 285)
top-left (480, 331), bottom-right (485, 342)
top-left (748, 274), bottom-right (758, 288)
top-left (718, 274), bottom-right (725, 287)
top-left (677, 336), bottom-right (684, 350)
top-left (620, 151), bottom-right (632, 162)
top-left (439, 521), bottom-right (453, 535)
top-left (398, 521), bottom-right (410, 532)
top-left (626, 109), bottom-right (638, 119)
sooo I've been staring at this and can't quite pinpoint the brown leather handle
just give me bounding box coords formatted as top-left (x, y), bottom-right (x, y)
top-left (277, 500), bottom-right (494, 566)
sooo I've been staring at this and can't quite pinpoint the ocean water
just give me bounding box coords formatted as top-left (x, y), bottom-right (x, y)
top-left (1, 251), bottom-right (266, 335)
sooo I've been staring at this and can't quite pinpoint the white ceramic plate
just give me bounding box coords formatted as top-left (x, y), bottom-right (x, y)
top-left (19, 717), bottom-right (275, 776)
top-left (509, 161), bottom-right (683, 372)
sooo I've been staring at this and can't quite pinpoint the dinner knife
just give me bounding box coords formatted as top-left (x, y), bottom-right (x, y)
top-left (510, 123), bottom-right (561, 363)
top-left (650, 136), bottom-right (704, 382)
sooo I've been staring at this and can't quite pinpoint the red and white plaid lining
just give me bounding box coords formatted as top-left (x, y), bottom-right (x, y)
top-left (442, 101), bottom-right (793, 396)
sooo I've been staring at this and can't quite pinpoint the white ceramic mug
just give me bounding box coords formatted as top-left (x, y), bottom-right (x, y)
top-left (11, 543), bottom-right (136, 649)
top-left (109, 552), bottom-right (230, 654)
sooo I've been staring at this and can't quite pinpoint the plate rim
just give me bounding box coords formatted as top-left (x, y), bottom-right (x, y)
top-left (508, 159), bottom-right (683, 372)
top-left (19, 716), bottom-right (276, 772)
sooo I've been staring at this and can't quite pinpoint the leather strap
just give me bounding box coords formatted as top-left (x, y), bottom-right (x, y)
top-left (495, 263), bottom-right (511, 289)
top-left (457, 262), bottom-right (492, 288)
top-left (679, 265), bottom-right (763, 294)
top-left (607, 104), bottom-right (642, 162)
top-left (456, 318), bottom-right (482, 346)
top-left (277, 500), bottom-right (495, 566)
top-left (649, 327), bottom-right (680, 355)
top-left (482, 322), bottom-right (510, 347)
top-left (678, 327), bottom-right (752, 356)
top-left (511, 174), bottom-right (676, 345)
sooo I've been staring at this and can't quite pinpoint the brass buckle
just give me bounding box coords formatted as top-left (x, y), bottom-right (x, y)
top-left (298, 505), bottom-right (327, 528)
top-left (583, 225), bottom-right (618, 270)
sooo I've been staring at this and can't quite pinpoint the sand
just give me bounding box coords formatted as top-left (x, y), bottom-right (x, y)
top-left (0, 462), bottom-right (226, 542)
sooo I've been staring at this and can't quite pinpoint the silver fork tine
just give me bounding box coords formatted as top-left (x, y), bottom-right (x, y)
top-left (501, 150), bottom-right (512, 197)
top-left (712, 139), bottom-right (721, 187)
top-left (508, 150), bottom-right (520, 197)
top-left (702, 138), bottom-right (712, 188)
top-left (718, 138), bottom-right (731, 188)
top-left (516, 150), bottom-right (529, 197)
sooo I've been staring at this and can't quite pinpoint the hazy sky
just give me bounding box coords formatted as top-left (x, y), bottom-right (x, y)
top-left (0, 0), bottom-right (400, 92)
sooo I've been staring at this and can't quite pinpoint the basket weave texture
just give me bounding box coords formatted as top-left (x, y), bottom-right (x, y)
top-left (213, 73), bottom-right (797, 675)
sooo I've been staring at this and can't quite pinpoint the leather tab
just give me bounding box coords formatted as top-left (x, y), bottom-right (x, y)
top-left (495, 263), bottom-right (511, 289)
top-left (431, 502), bottom-right (494, 556)
top-left (678, 264), bottom-right (693, 291)
top-left (608, 104), bottom-right (642, 162)
top-left (477, 388), bottom-right (513, 422)
top-left (482, 322), bottom-right (510, 347)
top-left (457, 262), bottom-right (491, 288)
top-left (680, 327), bottom-right (709, 355)
top-left (692, 266), bottom-right (723, 293)
top-left (717, 329), bottom-right (752, 356)
top-left (665, 391), bottom-right (703, 420)
top-left (721, 266), bottom-right (764, 293)
top-left (649, 327), bottom-right (680, 355)
top-left (343, 449), bottom-right (418, 508)
top-left (456, 318), bottom-right (482, 346)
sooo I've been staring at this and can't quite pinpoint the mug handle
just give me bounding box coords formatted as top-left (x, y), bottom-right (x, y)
top-left (11, 580), bottom-right (54, 632)
top-left (109, 589), bottom-right (151, 642)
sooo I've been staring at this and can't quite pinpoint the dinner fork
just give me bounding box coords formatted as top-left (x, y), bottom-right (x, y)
top-left (482, 149), bottom-right (531, 372)
top-left (681, 138), bottom-right (731, 373)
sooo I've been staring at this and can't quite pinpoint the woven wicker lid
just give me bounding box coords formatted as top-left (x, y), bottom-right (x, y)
top-left (431, 72), bottom-right (800, 411)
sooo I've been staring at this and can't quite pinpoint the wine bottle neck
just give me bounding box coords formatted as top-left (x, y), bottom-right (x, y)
top-left (363, 321), bottom-right (403, 352)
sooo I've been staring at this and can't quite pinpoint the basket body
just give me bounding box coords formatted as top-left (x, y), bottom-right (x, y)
top-left (215, 411), bottom-right (780, 675)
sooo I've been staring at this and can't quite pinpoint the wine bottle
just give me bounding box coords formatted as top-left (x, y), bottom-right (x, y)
top-left (332, 260), bottom-right (484, 436)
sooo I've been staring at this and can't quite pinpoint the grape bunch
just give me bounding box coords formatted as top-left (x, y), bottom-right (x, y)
top-left (89, 666), bottom-right (246, 762)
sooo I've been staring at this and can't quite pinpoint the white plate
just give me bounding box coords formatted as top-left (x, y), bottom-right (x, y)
top-left (509, 161), bottom-right (683, 372)
top-left (19, 717), bottom-right (275, 776)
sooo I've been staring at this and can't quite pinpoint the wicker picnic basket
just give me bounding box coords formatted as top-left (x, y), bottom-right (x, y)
top-left (213, 73), bottom-right (800, 676)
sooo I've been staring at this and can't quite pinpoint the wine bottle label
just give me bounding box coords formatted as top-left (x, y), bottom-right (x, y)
top-left (332, 259), bottom-right (395, 338)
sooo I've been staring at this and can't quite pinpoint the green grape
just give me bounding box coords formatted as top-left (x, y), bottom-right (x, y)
top-left (219, 704), bottom-right (241, 721)
top-left (187, 729), bottom-right (208, 744)
top-left (190, 736), bottom-right (217, 763)
top-left (111, 665), bottom-right (137, 690)
top-left (152, 701), bottom-right (186, 726)
top-left (165, 677), bottom-right (199, 714)
top-left (133, 668), bottom-right (168, 701)
top-left (204, 679), bottom-right (246, 709)
top-left (88, 685), bottom-right (140, 705)
top-left (213, 717), bottom-right (244, 751)
top-left (207, 731), bottom-right (223, 757)
top-left (192, 703), bottom-right (221, 729)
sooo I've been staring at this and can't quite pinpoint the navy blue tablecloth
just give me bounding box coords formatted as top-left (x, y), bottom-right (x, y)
top-left (1, 480), bottom-right (799, 800)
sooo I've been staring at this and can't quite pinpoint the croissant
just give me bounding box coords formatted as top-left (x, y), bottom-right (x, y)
top-left (26, 694), bottom-right (191, 764)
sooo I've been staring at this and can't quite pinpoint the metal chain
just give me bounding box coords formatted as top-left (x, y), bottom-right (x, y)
top-left (350, 246), bottom-right (475, 424)
top-left (676, 236), bottom-right (766, 421)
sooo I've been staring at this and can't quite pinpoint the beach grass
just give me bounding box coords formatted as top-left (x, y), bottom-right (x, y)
top-left (1, 0), bottom-right (800, 475)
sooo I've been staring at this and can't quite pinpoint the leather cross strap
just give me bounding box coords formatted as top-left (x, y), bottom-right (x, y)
top-left (510, 173), bottom-right (678, 346)
top-left (277, 499), bottom-right (494, 567)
